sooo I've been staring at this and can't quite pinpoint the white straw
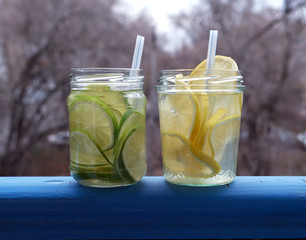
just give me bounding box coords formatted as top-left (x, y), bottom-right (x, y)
top-left (131, 35), bottom-right (145, 71)
top-left (206, 30), bottom-right (218, 71)
top-left (206, 30), bottom-right (218, 117)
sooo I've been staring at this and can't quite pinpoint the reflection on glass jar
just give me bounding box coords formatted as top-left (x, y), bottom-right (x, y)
top-left (156, 69), bottom-right (245, 186)
top-left (68, 68), bottom-right (147, 187)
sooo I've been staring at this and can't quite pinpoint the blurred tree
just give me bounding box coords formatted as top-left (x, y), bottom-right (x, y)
top-left (171, 0), bottom-right (306, 175)
top-left (0, 0), bottom-right (305, 177)
top-left (0, 0), bottom-right (154, 175)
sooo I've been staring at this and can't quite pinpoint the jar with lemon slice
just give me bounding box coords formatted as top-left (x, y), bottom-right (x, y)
top-left (68, 68), bottom-right (147, 187)
top-left (156, 56), bottom-right (246, 186)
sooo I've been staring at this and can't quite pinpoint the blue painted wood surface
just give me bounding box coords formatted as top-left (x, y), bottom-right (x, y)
top-left (0, 176), bottom-right (305, 239)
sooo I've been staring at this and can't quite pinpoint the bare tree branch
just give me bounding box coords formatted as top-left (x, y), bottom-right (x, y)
top-left (242, 0), bottom-right (306, 54)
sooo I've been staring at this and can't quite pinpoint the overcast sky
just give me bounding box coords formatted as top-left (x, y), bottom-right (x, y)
top-left (124, 0), bottom-right (283, 31)
top-left (120, 0), bottom-right (283, 51)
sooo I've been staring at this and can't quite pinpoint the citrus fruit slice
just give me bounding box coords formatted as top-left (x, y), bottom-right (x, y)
top-left (208, 115), bottom-right (241, 161)
top-left (118, 109), bottom-right (145, 139)
top-left (194, 107), bottom-right (227, 149)
top-left (189, 55), bottom-right (239, 88)
top-left (110, 108), bottom-right (123, 125)
top-left (191, 55), bottom-right (238, 75)
top-left (158, 55), bottom-right (241, 180)
top-left (86, 85), bottom-right (129, 114)
top-left (69, 95), bottom-right (118, 151)
top-left (158, 79), bottom-right (201, 140)
top-left (162, 131), bottom-right (221, 174)
top-left (122, 128), bottom-right (146, 181)
top-left (114, 126), bottom-right (146, 182)
top-left (69, 130), bottom-right (112, 167)
top-left (189, 55), bottom-right (241, 150)
top-left (70, 159), bottom-right (110, 169)
top-left (161, 134), bottom-right (215, 178)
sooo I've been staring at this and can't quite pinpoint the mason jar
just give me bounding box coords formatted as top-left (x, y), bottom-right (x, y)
top-left (156, 69), bottom-right (246, 186)
top-left (68, 68), bottom-right (147, 187)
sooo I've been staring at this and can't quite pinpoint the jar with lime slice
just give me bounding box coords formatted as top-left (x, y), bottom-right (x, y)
top-left (68, 68), bottom-right (147, 187)
top-left (156, 56), bottom-right (246, 186)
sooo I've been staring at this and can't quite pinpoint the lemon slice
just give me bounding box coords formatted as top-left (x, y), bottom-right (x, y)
top-left (158, 78), bottom-right (202, 141)
top-left (189, 55), bottom-right (241, 150)
top-left (69, 130), bottom-right (112, 167)
top-left (191, 55), bottom-right (238, 75)
top-left (159, 55), bottom-right (241, 180)
top-left (158, 92), bottom-right (193, 137)
top-left (208, 116), bottom-right (241, 160)
top-left (175, 79), bottom-right (203, 143)
top-left (194, 108), bottom-right (227, 149)
top-left (69, 95), bottom-right (118, 150)
top-left (189, 55), bottom-right (239, 88)
top-left (162, 131), bottom-right (221, 174)
top-left (162, 134), bottom-right (215, 178)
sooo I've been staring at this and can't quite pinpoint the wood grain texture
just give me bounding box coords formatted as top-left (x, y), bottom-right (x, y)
top-left (0, 176), bottom-right (305, 239)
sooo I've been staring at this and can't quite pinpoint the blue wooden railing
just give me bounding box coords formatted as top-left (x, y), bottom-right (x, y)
top-left (0, 176), bottom-right (305, 239)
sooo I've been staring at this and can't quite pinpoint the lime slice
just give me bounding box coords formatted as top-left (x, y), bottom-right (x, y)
top-left (69, 95), bottom-right (117, 150)
top-left (110, 108), bottom-right (123, 124)
top-left (70, 159), bottom-right (109, 169)
top-left (69, 84), bottom-right (129, 119)
top-left (113, 110), bottom-right (145, 181)
top-left (69, 130), bottom-right (112, 167)
top-left (87, 85), bottom-right (129, 114)
top-left (118, 109), bottom-right (145, 139)
top-left (114, 126), bottom-right (146, 182)
top-left (122, 128), bottom-right (146, 181)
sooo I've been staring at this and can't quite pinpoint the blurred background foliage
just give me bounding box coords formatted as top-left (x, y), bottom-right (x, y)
top-left (0, 0), bottom-right (305, 176)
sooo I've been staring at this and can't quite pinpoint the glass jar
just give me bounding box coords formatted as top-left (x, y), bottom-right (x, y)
top-left (156, 69), bottom-right (246, 186)
top-left (68, 68), bottom-right (147, 187)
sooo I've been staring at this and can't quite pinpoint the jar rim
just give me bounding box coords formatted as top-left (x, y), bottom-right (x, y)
top-left (160, 68), bottom-right (241, 74)
top-left (156, 68), bottom-right (245, 93)
top-left (155, 85), bottom-right (246, 93)
top-left (70, 68), bottom-right (143, 74)
top-left (69, 68), bottom-right (144, 85)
